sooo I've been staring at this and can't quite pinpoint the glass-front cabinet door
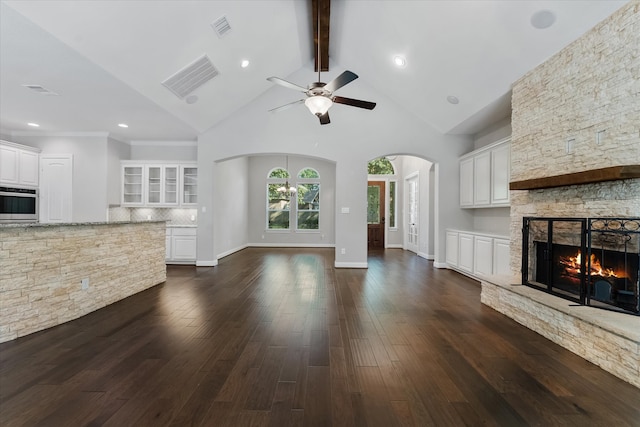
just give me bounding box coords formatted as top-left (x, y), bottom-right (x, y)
top-left (122, 165), bottom-right (144, 205)
top-left (146, 165), bottom-right (179, 205)
top-left (146, 166), bottom-right (162, 204)
top-left (164, 166), bottom-right (178, 204)
top-left (182, 166), bottom-right (197, 205)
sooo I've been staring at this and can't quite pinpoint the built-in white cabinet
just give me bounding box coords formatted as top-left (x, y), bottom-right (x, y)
top-left (459, 138), bottom-right (510, 208)
top-left (458, 233), bottom-right (475, 274)
top-left (181, 166), bottom-right (198, 205)
top-left (473, 235), bottom-right (494, 277)
top-left (459, 157), bottom-right (474, 207)
top-left (493, 238), bottom-right (511, 276)
top-left (166, 227), bottom-right (197, 264)
top-left (446, 229), bottom-right (510, 280)
top-left (0, 141), bottom-right (40, 187)
top-left (146, 165), bottom-right (179, 205)
top-left (121, 161), bottom-right (196, 207)
top-left (445, 231), bottom-right (459, 266)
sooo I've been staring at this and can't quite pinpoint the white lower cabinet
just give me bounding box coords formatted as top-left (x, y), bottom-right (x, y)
top-left (493, 238), bottom-right (511, 276)
top-left (166, 227), bottom-right (197, 263)
top-left (446, 229), bottom-right (510, 280)
top-left (473, 235), bottom-right (493, 278)
top-left (458, 233), bottom-right (474, 274)
top-left (445, 231), bottom-right (459, 266)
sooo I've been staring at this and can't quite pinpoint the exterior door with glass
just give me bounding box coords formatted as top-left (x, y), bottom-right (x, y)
top-left (367, 181), bottom-right (385, 249)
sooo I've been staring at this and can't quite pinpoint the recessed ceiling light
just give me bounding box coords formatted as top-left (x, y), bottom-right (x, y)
top-left (447, 95), bottom-right (459, 105)
top-left (118, 123), bottom-right (129, 128)
top-left (241, 59), bottom-right (250, 68)
top-left (393, 55), bottom-right (406, 67)
top-left (531, 10), bottom-right (556, 29)
top-left (27, 122), bottom-right (40, 127)
top-left (185, 95), bottom-right (199, 104)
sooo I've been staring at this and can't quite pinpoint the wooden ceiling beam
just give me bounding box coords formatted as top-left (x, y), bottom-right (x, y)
top-left (312, 0), bottom-right (330, 72)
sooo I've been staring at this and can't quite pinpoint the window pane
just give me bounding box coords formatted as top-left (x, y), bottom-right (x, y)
top-left (269, 168), bottom-right (290, 178)
top-left (367, 158), bottom-right (394, 174)
top-left (269, 211), bottom-right (290, 229)
top-left (367, 185), bottom-right (380, 224)
top-left (268, 183), bottom-right (290, 229)
top-left (298, 168), bottom-right (319, 178)
top-left (297, 183), bottom-right (320, 230)
top-left (297, 211), bottom-right (319, 229)
top-left (389, 181), bottom-right (396, 228)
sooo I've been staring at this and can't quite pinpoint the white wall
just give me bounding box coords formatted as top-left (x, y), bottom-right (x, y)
top-left (213, 156), bottom-right (249, 259)
top-left (247, 154), bottom-right (335, 247)
top-left (130, 141), bottom-right (197, 161)
top-left (473, 117), bottom-right (512, 151)
top-left (196, 64), bottom-right (473, 267)
top-left (12, 133), bottom-right (109, 222)
top-left (107, 137), bottom-right (130, 206)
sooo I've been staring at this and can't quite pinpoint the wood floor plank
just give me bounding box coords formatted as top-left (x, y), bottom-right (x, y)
top-left (1, 248), bottom-right (639, 426)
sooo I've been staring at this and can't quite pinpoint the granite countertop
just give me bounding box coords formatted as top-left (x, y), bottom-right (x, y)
top-left (0, 220), bottom-right (167, 229)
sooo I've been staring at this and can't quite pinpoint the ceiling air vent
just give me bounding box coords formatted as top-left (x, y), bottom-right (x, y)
top-left (212, 15), bottom-right (232, 38)
top-left (22, 84), bottom-right (59, 96)
top-left (162, 55), bottom-right (219, 99)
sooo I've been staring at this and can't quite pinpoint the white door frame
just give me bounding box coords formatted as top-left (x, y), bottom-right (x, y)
top-left (404, 171), bottom-right (419, 253)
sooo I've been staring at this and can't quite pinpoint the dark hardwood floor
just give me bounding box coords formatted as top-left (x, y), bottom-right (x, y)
top-left (1, 248), bottom-right (639, 426)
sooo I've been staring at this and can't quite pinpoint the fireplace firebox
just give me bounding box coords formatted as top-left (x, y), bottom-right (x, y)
top-left (522, 217), bottom-right (639, 315)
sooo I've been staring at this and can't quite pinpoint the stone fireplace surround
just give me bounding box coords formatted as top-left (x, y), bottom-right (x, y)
top-left (481, 3), bottom-right (639, 388)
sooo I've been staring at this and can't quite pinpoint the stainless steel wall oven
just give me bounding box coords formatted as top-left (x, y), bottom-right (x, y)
top-left (0, 186), bottom-right (38, 222)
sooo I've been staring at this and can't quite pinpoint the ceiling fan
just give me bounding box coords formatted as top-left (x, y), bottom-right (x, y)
top-left (266, 0), bottom-right (376, 125)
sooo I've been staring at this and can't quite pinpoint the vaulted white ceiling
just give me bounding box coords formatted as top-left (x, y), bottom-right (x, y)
top-left (0, 0), bottom-right (628, 141)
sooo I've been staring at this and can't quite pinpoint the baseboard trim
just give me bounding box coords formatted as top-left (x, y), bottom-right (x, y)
top-left (196, 260), bottom-right (218, 267)
top-left (217, 244), bottom-right (248, 259)
top-left (433, 262), bottom-right (449, 269)
top-left (334, 261), bottom-right (368, 269)
top-left (386, 244), bottom-right (404, 249)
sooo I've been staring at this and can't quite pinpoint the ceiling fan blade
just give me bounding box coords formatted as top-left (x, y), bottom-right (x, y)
top-left (318, 112), bottom-right (330, 125)
top-left (267, 77), bottom-right (308, 92)
top-left (324, 70), bottom-right (358, 93)
top-left (268, 99), bottom-right (305, 113)
top-left (333, 96), bottom-right (376, 110)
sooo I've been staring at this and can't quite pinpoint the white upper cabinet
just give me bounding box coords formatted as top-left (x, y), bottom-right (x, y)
top-left (0, 141), bottom-right (40, 187)
top-left (459, 138), bottom-right (510, 208)
top-left (459, 158), bottom-right (474, 207)
top-left (490, 143), bottom-right (510, 205)
top-left (145, 165), bottom-right (179, 205)
top-left (121, 161), bottom-right (195, 207)
top-left (181, 166), bottom-right (197, 205)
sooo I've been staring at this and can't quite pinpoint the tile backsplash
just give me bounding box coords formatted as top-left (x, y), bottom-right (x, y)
top-left (108, 207), bottom-right (197, 226)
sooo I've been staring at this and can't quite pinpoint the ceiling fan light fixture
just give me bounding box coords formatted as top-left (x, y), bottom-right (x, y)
top-left (305, 95), bottom-right (333, 116)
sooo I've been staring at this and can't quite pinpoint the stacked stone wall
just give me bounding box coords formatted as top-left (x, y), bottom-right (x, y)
top-left (510, 2), bottom-right (640, 275)
top-left (0, 222), bottom-right (166, 342)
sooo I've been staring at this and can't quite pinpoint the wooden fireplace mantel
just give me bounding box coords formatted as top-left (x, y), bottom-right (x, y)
top-left (509, 165), bottom-right (640, 190)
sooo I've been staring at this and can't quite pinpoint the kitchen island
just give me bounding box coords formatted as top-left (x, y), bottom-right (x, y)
top-left (0, 221), bottom-right (166, 342)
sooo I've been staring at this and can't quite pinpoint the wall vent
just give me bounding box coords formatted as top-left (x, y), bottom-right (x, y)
top-left (22, 84), bottom-right (59, 96)
top-left (212, 15), bottom-right (232, 38)
top-left (162, 55), bottom-right (219, 99)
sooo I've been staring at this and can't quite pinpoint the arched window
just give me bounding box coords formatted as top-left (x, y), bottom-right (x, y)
top-left (367, 157), bottom-right (395, 175)
top-left (296, 168), bottom-right (320, 230)
top-left (266, 167), bottom-right (292, 229)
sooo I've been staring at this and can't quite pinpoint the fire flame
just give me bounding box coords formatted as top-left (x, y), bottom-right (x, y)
top-left (559, 250), bottom-right (621, 278)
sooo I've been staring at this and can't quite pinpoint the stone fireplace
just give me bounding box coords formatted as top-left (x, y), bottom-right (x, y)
top-left (481, 3), bottom-right (640, 388)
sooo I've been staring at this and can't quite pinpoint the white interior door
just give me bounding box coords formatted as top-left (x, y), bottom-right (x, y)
top-left (40, 155), bottom-right (73, 223)
top-left (405, 174), bottom-right (419, 253)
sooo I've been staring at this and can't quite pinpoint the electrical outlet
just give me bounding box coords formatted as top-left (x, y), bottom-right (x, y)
top-left (565, 138), bottom-right (575, 154)
top-left (341, 248), bottom-right (346, 255)
top-left (81, 278), bottom-right (89, 290)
